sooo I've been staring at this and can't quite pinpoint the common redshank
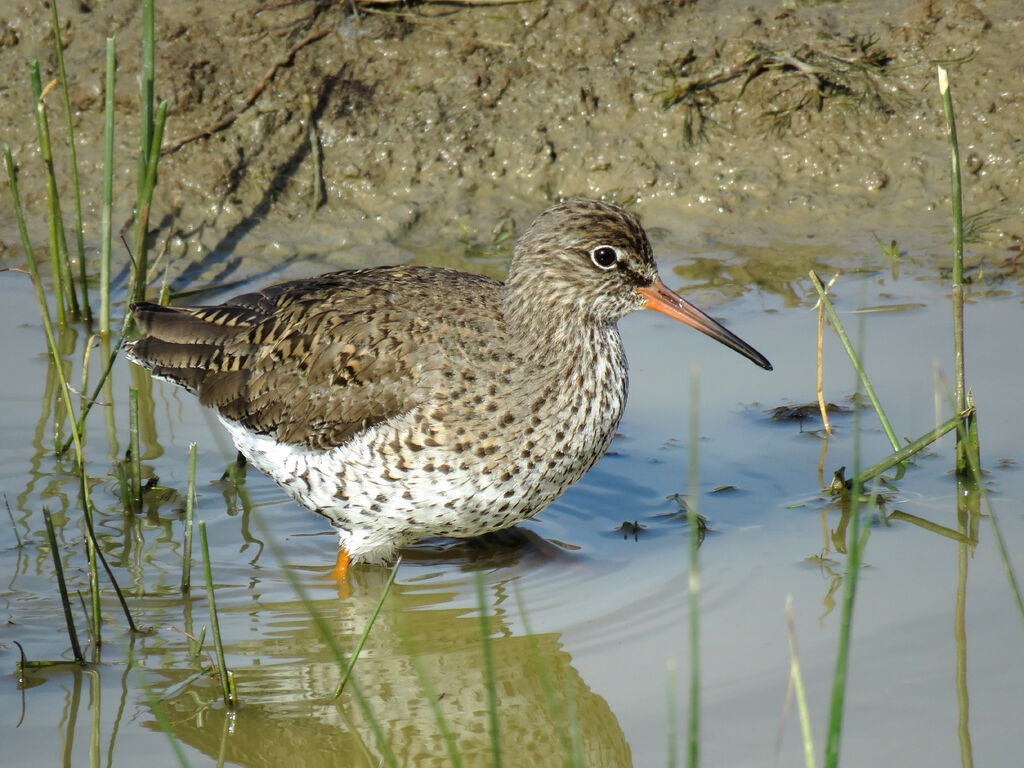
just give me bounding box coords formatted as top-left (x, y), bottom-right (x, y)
top-left (127, 199), bottom-right (771, 574)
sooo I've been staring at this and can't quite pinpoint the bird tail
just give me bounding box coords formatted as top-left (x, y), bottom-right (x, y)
top-left (127, 301), bottom-right (262, 394)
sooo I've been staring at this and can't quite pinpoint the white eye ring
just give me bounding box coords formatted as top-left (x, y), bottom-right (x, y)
top-left (590, 245), bottom-right (620, 270)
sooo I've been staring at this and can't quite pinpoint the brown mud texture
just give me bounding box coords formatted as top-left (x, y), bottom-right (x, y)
top-left (0, 0), bottom-right (1020, 285)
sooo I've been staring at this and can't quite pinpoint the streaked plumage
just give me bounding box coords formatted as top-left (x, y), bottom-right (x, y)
top-left (127, 199), bottom-right (771, 568)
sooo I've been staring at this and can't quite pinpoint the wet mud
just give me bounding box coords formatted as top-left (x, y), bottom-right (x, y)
top-left (0, 0), bottom-right (1021, 288)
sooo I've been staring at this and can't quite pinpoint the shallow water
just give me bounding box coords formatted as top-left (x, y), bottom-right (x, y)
top-left (1, 223), bottom-right (1022, 767)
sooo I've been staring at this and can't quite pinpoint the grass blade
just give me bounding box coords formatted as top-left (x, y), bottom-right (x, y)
top-left (138, 0), bottom-right (154, 205)
top-left (130, 100), bottom-right (168, 304)
top-left (29, 61), bottom-right (74, 324)
top-left (100, 37), bottom-right (116, 334)
top-left (333, 556), bottom-right (402, 698)
top-left (809, 271), bottom-right (899, 453)
top-left (823, 311), bottom-right (876, 768)
top-left (7, 145), bottom-right (138, 637)
top-left (937, 66), bottom-right (979, 475)
top-left (50, 0), bottom-right (91, 323)
top-left (43, 507), bottom-right (85, 664)
top-left (60, 327), bottom-right (128, 457)
top-left (128, 387), bottom-right (142, 512)
top-left (849, 408), bottom-right (971, 488)
top-left (4, 144), bottom-right (54, 338)
top-left (786, 597), bottom-right (815, 768)
top-left (199, 520), bottom-right (235, 709)
top-left (686, 365), bottom-right (701, 768)
top-left (936, 380), bottom-right (1024, 630)
top-left (182, 442), bottom-right (197, 593)
top-left (954, 479), bottom-right (975, 768)
top-left (4, 496), bottom-right (23, 549)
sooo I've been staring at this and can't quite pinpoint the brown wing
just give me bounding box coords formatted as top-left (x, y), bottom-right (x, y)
top-left (129, 266), bottom-right (504, 450)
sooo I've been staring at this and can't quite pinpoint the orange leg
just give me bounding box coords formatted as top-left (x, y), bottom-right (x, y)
top-left (331, 548), bottom-right (351, 580)
top-left (331, 548), bottom-right (352, 598)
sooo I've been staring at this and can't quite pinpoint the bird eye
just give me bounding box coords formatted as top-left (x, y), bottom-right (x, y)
top-left (590, 245), bottom-right (619, 270)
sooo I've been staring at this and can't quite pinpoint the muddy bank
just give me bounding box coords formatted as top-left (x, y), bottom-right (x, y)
top-left (0, 0), bottom-right (1020, 289)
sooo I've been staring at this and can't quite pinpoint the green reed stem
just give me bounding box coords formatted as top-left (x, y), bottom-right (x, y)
top-left (7, 144), bottom-right (136, 634)
top-left (85, 509), bottom-right (102, 650)
top-left (139, 0), bottom-right (154, 206)
top-left (937, 66), bottom-right (964, 336)
top-left (128, 387), bottom-right (142, 511)
top-left (76, 589), bottom-right (91, 642)
top-left (39, 99), bottom-right (78, 322)
top-left (85, 487), bottom-right (139, 634)
top-left (824, 320), bottom-right (876, 768)
top-left (182, 442), bottom-right (197, 593)
top-left (100, 37), bottom-right (116, 335)
top-left (130, 100), bottom-right (167, 304)
top-left (29, 61), bottom-right (75, 325)
top-left (686, 366), bottom-right (701, 768)
top-left (849, 409), bottom-right (971, 488)
top-left (475, 570), bottom-right (502, 768)
top-left (333, 556), bottom-right (402, 698)
top-left (809, 271), bottom-right (899, 453)
top-left (4, 496), bottom-right (23, 548)
top-left (786, 596), bottom-right (815, 768)
top-left (53, 34), bottom-right (136, 449)
top-left (26, 62), bottom-right (64, 325)
top-left (199, 520), bottom-right (235, 709)
top-left (51, 0), bottom-right (91, 324)
top-left (5, 144), bottom-right (54, 342)
top-left (937, 383), bottom-right (1024, 630)
top-left (158, 266), bottom-right (171, 305)
top-left (43, 507), bottom-right (84, 664)
top-left (954, 477), bottom-right (974, 768)
top-left (60, 328), bottom-right (128, 457)
top-left (937, 66), bottom-right (979, 475)
top-left (886, 510), bottom-right (971, 544)
top-left (80, 335), bottom-right (94, 411)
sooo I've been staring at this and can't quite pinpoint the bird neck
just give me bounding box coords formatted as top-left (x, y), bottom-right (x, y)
top-left (502, 262), bottom-right (627, 384)
top-left (504, 297), bottom-right (626, 387)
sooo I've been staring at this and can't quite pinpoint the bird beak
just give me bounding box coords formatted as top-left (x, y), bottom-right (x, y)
top-left (638, 280), bottom-right (772, 371)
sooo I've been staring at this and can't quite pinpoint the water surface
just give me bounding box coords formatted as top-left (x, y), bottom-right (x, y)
top-left (1, 227), bottom-right (1022, 766)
